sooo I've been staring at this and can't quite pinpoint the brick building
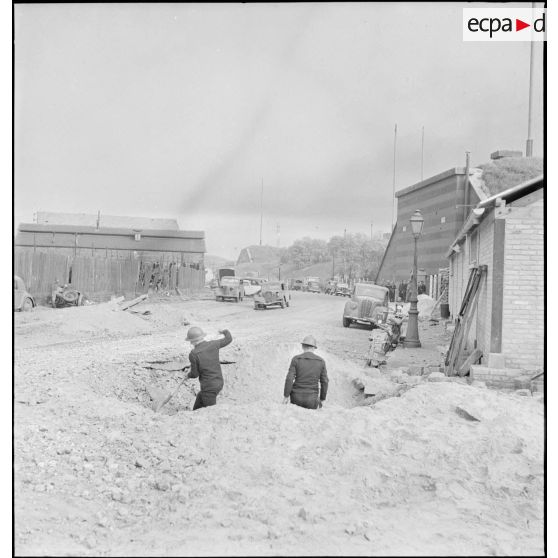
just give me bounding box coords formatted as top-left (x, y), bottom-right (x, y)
top-left (447, 174), bottom-right (543, 386)
top-left (375, 166), bottom-right (485, 296)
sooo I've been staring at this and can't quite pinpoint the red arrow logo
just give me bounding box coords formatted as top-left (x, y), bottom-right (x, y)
top-left (516, 19), bottom-right (530, 31)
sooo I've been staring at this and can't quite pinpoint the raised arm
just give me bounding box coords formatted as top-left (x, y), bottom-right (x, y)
top-left (218, 329), bottom-right (233, 348)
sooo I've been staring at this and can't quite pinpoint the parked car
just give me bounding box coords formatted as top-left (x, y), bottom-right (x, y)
top-left (254, 281), bottom-right (290, 310)
top-left (240, 277), bottom-right (265, 297)
top-left (291, 279), bottom-right (304, 291)
top-left (342, 282), bottom-right (390, 329)
top-left (334, 282), bottom-right (351, 297)
top-left (13, 275), bottom-right (35, 312)
top-left (215, 277), bottom-right (244, 302)
top-left (307, 279), bottom-right (321, 293)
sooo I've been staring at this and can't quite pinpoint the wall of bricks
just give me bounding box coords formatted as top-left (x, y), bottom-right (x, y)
top-left (501, 190), bottom-right (544, 370)
top-left (470, 365), bottom-right (523, 389)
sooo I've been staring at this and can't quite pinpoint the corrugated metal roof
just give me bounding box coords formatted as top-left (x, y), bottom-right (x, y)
top-left (18, 223), bottom-right (204, 239)
top-left (36, 212), bottom-right (179, 230)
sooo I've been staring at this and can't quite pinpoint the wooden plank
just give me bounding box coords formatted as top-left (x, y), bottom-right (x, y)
top-left (120, 293), bottom-right (148, 311)
top-left (457, 348), bottom-right (482, 377)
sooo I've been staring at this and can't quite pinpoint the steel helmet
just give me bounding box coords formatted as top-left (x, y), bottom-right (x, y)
top-left (186, 326), bottom-right (206, 343)
top-left (301, 335), bottom-right (317, 348)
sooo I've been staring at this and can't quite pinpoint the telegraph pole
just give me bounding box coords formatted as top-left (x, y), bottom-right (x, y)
top-left (526, 5), bottom-right (536, 157)
top-left (391, 124), bottom-right (397, 230)
top-left (259, 179), bottom-right (263, 246)
top-left (276, 223), bottom-right (280, 248)
top-left (421, 126), bottom-right (425, 180)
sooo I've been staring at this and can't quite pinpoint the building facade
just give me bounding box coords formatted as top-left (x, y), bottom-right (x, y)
top-left (376, 167), bottom-right (483, 295)
top-left (447, 176), bottom-right (543, 384)
top-left (15, 223), bottom-right (205, 265)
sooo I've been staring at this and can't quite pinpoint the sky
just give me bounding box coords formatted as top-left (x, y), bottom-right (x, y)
top-left (14, 2), bottom-right (544, 259)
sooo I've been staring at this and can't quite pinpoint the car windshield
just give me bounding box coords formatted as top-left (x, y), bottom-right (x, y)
top-left (354, 284), bottom-right (386, 299)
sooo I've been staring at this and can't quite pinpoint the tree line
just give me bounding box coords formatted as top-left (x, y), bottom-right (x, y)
top-left (279, 233), bottom-right (385, 281)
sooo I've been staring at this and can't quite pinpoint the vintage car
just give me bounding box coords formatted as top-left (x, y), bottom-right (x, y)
top-left (342, 282), bottom-right (390, 328)
top-left (14, 275), bottom-right (35, 312)
top-left (240, 277), bottom-right (265, 297)
top-left (307, 279), bottom-right (321, 293)
top-left (291, 279), bottom-right (304, 291)
top-left (334, 282), bottom-right (351, 297)
top-left (254, 281), bottom-right (290, 310)
top-left (215, 277), bottom-right (245, 302)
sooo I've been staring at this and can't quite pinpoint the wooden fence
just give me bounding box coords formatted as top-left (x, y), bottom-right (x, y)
top-left (14, 251), bottom-right (205, 303)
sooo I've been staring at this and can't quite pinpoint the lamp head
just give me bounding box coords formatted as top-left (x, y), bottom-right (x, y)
top-left (409, 209), bottom-right (424, 238)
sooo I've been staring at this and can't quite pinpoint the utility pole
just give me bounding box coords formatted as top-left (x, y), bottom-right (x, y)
top-left (391, 124), bottom-right (397, 230)
top-left (421, 126), bottom-right (425, 181)
top-left (370, 222), bottom-right (373, 241)
top-left (276, 223), bottom-right (280, 248)
top-left (343, 228), bottom-right (347, 281)
top-left (259, 179), bottom-right (263, 246)
top-left (526, 2), bottom-right (536, 157)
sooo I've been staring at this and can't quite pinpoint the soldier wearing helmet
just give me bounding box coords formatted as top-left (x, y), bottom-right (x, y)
top-left (283, 335), bottom-right (329, 409)
top-left (186, 326), bottom-right (233, 410)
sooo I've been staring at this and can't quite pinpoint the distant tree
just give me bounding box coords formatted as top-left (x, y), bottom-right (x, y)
top-left (281, 233), bottom-right (385, 279)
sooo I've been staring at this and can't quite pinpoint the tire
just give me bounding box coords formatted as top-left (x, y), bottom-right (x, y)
top-left (286, 300), bottom-right (290, 307)
top-left (342, 317), bottom-right (351, 328)
top-left (280, 300), bottom-right (286, 309)
top-left (62, 290), bottom-right (78, 303)
top-left (22, 298), bottom-right (34, 312)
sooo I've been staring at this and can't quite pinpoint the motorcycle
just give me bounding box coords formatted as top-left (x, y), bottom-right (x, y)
top-left (52, 283), bottom-right (86, 308)
top-left (366, 305), bottom-right (404, 367)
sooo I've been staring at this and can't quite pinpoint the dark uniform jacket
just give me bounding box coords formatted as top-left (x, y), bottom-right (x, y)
top-left (187, 330), bottom-right (232, 392)
top-left (283, 352), bottom-right (329, 401)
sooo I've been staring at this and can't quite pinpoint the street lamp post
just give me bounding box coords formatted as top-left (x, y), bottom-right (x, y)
top-left (403, 209), bottom-right (424, 348)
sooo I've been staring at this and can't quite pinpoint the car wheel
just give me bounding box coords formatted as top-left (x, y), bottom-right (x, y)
top-left (342, 317), bottom-right (351, 328)
top-left (286, 300), bottom-right (290, 307)
top-left (280, 300), bottom-right (286, 309)
top-left (22, 298), bottom-right (34, 312)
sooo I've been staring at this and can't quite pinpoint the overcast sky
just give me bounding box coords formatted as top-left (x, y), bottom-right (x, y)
top-left (14, 2), bottom-right (544, 259)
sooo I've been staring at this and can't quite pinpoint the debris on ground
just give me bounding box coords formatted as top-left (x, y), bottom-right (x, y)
top-left (14, 294), bottom-right (544, 556)
top-left (119, 294), bottom-right (149, 311)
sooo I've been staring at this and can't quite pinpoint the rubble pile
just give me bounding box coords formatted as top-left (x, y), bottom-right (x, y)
top-left (15, 374), bottom-right (544, 555)
top-left (14, 301), bottom-right (544, 555)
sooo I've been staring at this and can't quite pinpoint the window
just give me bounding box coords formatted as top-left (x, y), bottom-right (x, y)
top-left (440, 216), bottom-right (446, 223)
top-left (402, 226), bottom-right (407, 232)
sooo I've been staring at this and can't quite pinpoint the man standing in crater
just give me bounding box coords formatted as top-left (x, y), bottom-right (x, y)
top-left (186, 326), bottom-right (233, 410)
top-left (283, 335), bottom-right (329, 409)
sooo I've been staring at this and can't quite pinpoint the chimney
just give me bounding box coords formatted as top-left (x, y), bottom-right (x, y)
top-left (490, 150), bottom-right (523, 160)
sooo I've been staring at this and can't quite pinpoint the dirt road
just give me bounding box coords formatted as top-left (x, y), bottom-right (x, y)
top-left (14, 292), bottom-right (544, 556)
